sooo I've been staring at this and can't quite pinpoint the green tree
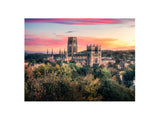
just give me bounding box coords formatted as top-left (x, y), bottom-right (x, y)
top-left (94, 67), bottom-right (111, 80)
top-left (98, 79), bottom-right (135, 101)
top-left (123, 66), bottom-right (135, 87)
top-left (25, 62), bottom-right (135, 101)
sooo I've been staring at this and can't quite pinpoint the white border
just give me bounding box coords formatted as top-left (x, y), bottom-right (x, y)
top-left (1, 0), bottom-right (160, 120)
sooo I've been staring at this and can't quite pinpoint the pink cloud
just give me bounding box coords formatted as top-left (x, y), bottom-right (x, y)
top-left (25, 18), bottom-right (134, 25)
top-left (25, 33), bottom-right (67, 47)
top-left (25, 30), bottom-right (28, 34)
top-left (25, 33), bottom-right (134, 52)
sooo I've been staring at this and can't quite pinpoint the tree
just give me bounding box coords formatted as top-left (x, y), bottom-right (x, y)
top-left (94, 67), bottom-right (111, 80)
top-left (115, 56), bottom-right (120, 63)
top-left (25, 61), bottom-right (135, 101)
top-left (123, 66), bottom-right (135, 87)
top-left (111, 69), bottom-right (118, 76)
top-left (116, 75), bottom-right (122, 85)
top-left (98, 79), bottom-right (135, 101)
top-left (25, 65), bottom-right (33, 82)
top-left (112, 75), bottom-right (117, 81)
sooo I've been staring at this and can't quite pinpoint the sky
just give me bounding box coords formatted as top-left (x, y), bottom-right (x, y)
top-left (25, 18), bottom-right (135, 53)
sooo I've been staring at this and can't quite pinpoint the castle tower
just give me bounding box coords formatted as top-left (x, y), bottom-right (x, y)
top-left (67, 37), bottom-right (78, 57)
top-left (87, 44), bottom-right (101, 67)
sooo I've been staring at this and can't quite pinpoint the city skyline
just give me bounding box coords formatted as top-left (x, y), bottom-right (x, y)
top-left (25, 18), bottom-right (135, 53)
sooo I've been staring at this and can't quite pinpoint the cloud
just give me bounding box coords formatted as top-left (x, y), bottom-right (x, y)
top-left (77, 36), bottom-right (117, 46)
top-left (25, 33), bottom-right (134, 52)
top-left (129, 25), bottom-right (135, 27)
top-left (25, 18), bottom-right (135, 25)
top-left (66, 30), bottom-right (75, 33)
top-left (25, 33), bottom-right (67, 47)
top-left (112, 46), bottom-right (135, 50)
top-left (76, 36), bottom-right (135, 51)
top-left (25, 30), bottom-right (28, 34)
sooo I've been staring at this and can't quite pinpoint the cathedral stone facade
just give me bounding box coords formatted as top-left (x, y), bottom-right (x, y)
top-left (67, 37), bottom-right (78, 57)
top-left (87, 44), bottom-right (101, 67)
top-left (46, 37), bottom-right (108, 67)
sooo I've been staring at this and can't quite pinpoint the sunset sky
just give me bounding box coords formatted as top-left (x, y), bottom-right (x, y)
top-left (25, 18), bottom-right (135, 53)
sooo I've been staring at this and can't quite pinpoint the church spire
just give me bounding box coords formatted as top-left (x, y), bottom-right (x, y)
top-left (47, 49), bottom-right (48, 55)
top-left (51, 49), bottom-right (53, 56)
top-left (59, 49), bottom-right (61, 54)
top-left (64, 49), bottom-right (66, 55)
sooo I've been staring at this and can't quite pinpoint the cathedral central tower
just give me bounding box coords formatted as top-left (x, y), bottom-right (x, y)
top-left (67, 37), bottom-right (78, 57)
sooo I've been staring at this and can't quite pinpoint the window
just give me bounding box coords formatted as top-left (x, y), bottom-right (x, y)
top-left (95, 58), bottom-right (98, 63)
top-left (68, 47), bottom-right (72, 53)
top-left (73, 46), bottom-right (76, 52)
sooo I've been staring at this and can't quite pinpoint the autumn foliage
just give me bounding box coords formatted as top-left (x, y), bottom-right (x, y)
top-left (25, 63), bottom-right (135, 101)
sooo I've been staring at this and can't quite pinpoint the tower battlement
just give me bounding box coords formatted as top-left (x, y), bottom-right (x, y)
top-left (87, 44), bottom-right (101, 67)
top-left (87, 44), bottom-right (101, 51)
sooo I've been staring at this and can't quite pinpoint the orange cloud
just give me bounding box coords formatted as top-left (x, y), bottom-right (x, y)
top-left (77, 36), bottom-right (118, 51)
top-left (112, 46), bottom-right (135, 50)
top-left (77, 36), bottom-right (135, 51)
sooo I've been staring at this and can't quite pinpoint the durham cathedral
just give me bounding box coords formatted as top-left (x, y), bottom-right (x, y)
top-left (46, 37), bottom-right (115, 67)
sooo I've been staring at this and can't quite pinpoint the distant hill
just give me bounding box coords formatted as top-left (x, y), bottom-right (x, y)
top-left (25, 53), bottom-right (47, 63)
top-left (25, 50), bottom-right (46, 54)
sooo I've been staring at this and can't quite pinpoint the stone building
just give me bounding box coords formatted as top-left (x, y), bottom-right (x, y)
top-left (101, 57), bottom-right (115, 65)
top-left (46, 37), bottom-right (112, 67)
top-left (67, 37), bottom-right (78, 57)
top-left (53, 49), bottom-right (69, 62)
top-left (87, 44), bottom-right (101, 67)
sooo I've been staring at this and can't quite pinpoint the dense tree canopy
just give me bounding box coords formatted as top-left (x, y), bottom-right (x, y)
top-left (25, 53), bottom-right (47, 63)
top-left (122, 64), bottom-right (135, 87)
top-left (25, 63), bottom-right (135, 101)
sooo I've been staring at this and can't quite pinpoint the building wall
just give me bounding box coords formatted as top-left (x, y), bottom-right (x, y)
top-left (87, 45), bottom-right (101, 67)
top-left (67, 37), bottom-right (78, 57)
top-left (101, 60), bottom-right (115, 65)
